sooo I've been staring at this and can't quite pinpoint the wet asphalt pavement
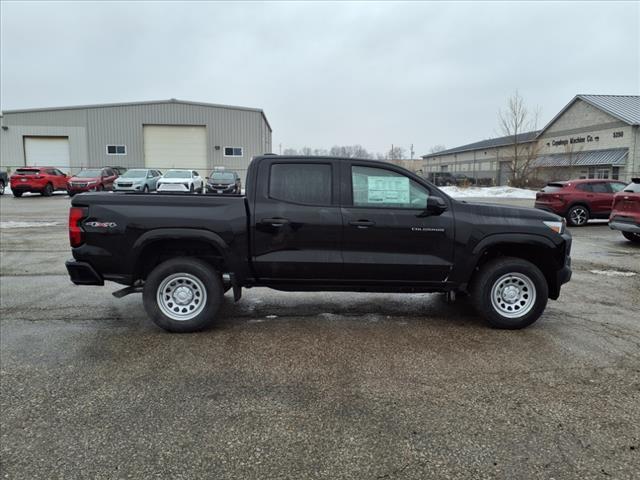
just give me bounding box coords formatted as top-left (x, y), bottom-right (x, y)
top-left (1, 192), bottom-right (639, 479)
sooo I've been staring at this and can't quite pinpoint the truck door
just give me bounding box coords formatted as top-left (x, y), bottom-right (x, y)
top-left (251, 159), bottom-right (343, 281)
top-left (340, 162), bottom-right (455, 283)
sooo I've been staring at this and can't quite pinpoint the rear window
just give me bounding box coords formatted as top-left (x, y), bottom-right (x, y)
top-left (541, 183), bottom-right (566, 193)
top-left (269, 163), bottom-right (332, 205)
top-left (15, 168), bottom-right (41, 175)
top-left (623, 182), bottom-right (640, 193)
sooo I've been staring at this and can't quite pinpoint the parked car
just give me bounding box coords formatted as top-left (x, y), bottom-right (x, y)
top-left (156, 169), bottom-right (204, 193)
top-left (534, 179), bottom-right (627, 226)
top-left (0, 170), bottom-right (7, 195)
top-left (67, 167), bottom-right (119, 196)
top-left (206, 170), bottom-right (241, 194)
top-left (427, 172), bottom-right (457, 186)
top-left (113, 169), bottom-right (162, 192)
top-left (109, 166), bottom-right (128, 176)
top-left (66, 155), bottom-right (572, 333)
top-left (10, 167), bottom-right (69, 197)
top-left (609, 178), bottom-right (640, 244)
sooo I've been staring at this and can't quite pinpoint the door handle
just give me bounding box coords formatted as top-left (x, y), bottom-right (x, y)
top-left (261, 217), bottom-right (290, 227)
top-left (349, 219), bottom-right (375, 228)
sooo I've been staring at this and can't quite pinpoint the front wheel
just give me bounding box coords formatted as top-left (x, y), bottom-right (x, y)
top-left (471, 257), bottom-right (548, 329)
top-left (143, 257), bottom-right (223, 332)
top-left (143, 185), bottom-right (149, 193)
top-left (41, 183), bottom-right (53, 197)
top-left (566, 205), bottom-right (589, 226)
top-left (0, 180), bottom-right (5, 195)
top-left (622, 231), bottom-right (640, 244)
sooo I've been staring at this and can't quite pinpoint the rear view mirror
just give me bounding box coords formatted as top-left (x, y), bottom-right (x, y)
top-left (418, 196), bottom-right (447, 217)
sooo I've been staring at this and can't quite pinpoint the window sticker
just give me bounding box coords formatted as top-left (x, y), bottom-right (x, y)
top-left (367, 176), bottom-right (410, 204)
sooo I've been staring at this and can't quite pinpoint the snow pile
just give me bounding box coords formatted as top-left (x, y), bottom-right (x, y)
top-left (0, 221), bottom-right (60, 229)
top-left (589, 270), bottom-right (636, 277)
top-left (441, 186), bottom-right (537, 199)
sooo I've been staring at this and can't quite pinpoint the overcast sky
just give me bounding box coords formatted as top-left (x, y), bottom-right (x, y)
top-left (1, 1), bottom-right (638, 156)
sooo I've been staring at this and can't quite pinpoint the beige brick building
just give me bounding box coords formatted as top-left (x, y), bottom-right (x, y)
top-left (422, 95), bottom-right (640, 185)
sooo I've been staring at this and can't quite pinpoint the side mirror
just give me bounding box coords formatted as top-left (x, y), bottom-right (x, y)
top-left (418, 196), bottom-right (447, 217)
top-left (205, 177), bottom-right (210, 180)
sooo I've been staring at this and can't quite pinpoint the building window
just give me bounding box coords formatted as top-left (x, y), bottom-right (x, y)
top-left (224, 147), bottom-right (243, 157)
top-left (588, 167), bottom-right (610, 179)
top-left (106, 145), bottom-right (126, 155)
top-left (441, 165), bottom-right (448, 172)
top-left (612, 167), bottom-right (620, 180)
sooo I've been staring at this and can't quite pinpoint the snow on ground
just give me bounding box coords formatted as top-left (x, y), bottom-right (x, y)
top-left (589, 270), bottom-right (637, 277)
top-left (0, 221), bottom-right (61, 229)
top-left (1, 185), bottom-right (67, 197)
top-left (441, 186), bottom-right (537, 199)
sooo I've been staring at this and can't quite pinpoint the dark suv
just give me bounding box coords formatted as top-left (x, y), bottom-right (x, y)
top-left (206, 170), bottom-right (241, 194)
top-left (535, 179), bottom-right (627, 226)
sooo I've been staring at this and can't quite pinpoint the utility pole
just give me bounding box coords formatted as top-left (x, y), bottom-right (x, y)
top-left (278, 143), bottom-right (282, 155)
top-left (410, 144), bottom-right (414, 160)
top-left (391, 144), bottom-right (394, 160)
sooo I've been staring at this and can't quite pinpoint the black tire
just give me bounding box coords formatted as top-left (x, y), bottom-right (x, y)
top-left (41, 183), bottom-right (53, 197)
top-left (0, 180), bottom-right (5, 195)
top-left (13, 190), bottom-right (23, 198)
top-left (566, 204), bottom-right (589, 226)
top-left (189, 184), bottom-right (195, 194)
top-left (143, 185), bottom-right (149, 193)
top-left (143, 257), bottom-right (223, 333)
top-left (67, 191), bottom-right (75, 197)
top-left (471, 257), bottom-right (548, 329)
top-left (622, 231), bottom-right (640, 244)
top-left (97, 184), bottom-right (104, 191)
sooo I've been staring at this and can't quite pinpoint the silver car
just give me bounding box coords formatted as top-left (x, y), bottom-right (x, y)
top-left (113, 169), bottom-right (162, 192)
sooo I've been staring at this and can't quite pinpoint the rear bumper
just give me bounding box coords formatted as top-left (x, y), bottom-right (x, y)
top-left (609, 221), bottom-right (640, 234)
top-left (66, 260), bottom-right (104, 286)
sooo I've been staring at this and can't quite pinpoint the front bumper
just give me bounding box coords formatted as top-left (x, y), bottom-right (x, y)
top-left (206, 184), bottom-right (236, 194)
top-left (114, 184), bottom-right (144, 192)
top-left (66, 260), bottom-right (104, 286)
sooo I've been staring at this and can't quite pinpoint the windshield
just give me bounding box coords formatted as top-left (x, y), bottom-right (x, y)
top-left (75, 169), bottom-right (102, 178)
top-left (211, 172), bottom-right (235, 181)
top-left (121, 169), bottom-right (148, 178)
top-left (163, 170), bottom-right (191, 179)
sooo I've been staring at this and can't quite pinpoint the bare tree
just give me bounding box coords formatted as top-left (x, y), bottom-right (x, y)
top-left (387, 146), bottom-right (406, 160)
top-left (429, 144), bottom-right (447, 154)
top-left (282, 148), bottom-right (298, 155)
top-left (498, 91), bottom-right (541, 187)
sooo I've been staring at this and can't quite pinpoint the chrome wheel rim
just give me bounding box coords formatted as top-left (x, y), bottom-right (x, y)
top-left (569, 207), bottom-right (587, 225)
top-left (490, 273), bottom-right (536, 319)
top-left (157, 273), bottom-right (207, 321)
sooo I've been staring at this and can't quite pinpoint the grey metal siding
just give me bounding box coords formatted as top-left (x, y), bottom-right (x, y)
top-left (1, 101), bottom-right (271, 182)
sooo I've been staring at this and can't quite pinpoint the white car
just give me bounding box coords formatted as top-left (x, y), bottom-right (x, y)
top-left (157, 169), bottom-right (204, 193)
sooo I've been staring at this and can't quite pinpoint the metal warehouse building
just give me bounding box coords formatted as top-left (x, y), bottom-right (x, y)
top-left (422, 94), bottom-right (640, 184)
top-left (0, 99), bottom-right (272, 182)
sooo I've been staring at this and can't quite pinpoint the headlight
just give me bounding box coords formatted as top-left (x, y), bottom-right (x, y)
top-left (543, 219), bottom-right (566, 234)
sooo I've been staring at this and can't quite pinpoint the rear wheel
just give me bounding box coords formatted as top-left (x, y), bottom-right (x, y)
top-left (143, 185), bottom-right (149, 193)
top-left (13, 190), bottom-right (23, 198)
top-left (622, 231), bottom-right (640, 244)
top-left (566, 205), bottom-right (589, 226)
top-left (97, 184), bottom-right (104, 191)
top-left (143, 257), bottom-right (223, 332)
top-left (41, 183), bottom-right (53, 197)
top-left (471, 257), bottom-right (548, 329)
top-left (0, 180), bottom-right (5, 195)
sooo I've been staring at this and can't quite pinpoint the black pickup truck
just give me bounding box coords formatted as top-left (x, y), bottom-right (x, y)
top-left (66, 156), bottom-right (572, 332)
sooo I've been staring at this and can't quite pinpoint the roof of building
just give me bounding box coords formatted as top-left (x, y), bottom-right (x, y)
top-left (1, 98), bottom-right (272, 131)
top-left (533, 148), bottom-right (628, 168)
top-left (422, 130), bottom-right (539, 158)
top-left (540, 94), bottom-right (640, 133)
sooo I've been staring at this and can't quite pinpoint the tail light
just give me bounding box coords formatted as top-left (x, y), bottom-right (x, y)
top-left (69, 207), bottom-right (87, 247)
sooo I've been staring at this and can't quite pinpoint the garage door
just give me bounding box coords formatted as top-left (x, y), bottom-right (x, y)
top-left (143, 125), bottom-right (207, 171)
top-left (24, 137), bottom-right (70, 168)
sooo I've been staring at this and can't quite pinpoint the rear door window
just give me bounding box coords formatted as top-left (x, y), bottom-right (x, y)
top-left (576, 184), bottom-right (593, 192)
top-left (269, 163), bottom-right (332, 206)
top-left (591, 183), bottom-right (609, 193)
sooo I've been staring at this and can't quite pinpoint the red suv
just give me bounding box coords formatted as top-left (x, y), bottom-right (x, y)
top-left (609, 178), bottom-right (640, 243)
top-left (535, 179), bottom-right (627, 226)
top-left (10, 167), bottom-right (69, 197)
top-left (67, 167), bottom-right (119, 196)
